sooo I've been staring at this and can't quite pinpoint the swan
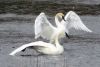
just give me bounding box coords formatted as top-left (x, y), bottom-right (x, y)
top-left (9, 32), bottom-right (64, 56)
top-left (9, 11), bottom-right (92, 56)
top-left (35, 11), bottom-right (92, 43)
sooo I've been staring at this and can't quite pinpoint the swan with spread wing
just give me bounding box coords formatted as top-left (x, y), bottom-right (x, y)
top-left (9, 11), bottom-right (92, 56)
top-left (9, 32), bottom-right (64, 56)
top-left (35, 11), bottom-right (92, 43)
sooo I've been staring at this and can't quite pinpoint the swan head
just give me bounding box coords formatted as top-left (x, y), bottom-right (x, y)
top-left (56, 13), bottom-right (65, 22)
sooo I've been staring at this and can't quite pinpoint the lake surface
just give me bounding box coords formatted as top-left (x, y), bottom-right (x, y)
top-left (0, 14), bottom-right (100, 67)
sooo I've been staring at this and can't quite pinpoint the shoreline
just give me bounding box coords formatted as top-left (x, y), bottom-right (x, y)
top-left (0, 1), bottom-right (100, 15)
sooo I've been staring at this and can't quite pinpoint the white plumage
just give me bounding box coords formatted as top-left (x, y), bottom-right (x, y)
top-left (35, 11), bottom-right (92, 43)
top-left (35, 12), bottom-right (56, 40)
top-left (63, 11), bottom-right (92, 33)
top-left (9, 11), bottom-right (92, 56)
top-left (9, 32), bottom-right (64, 56)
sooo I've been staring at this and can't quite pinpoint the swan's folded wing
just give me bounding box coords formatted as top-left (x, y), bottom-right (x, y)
top-left (35, 12), bottom-right (55, 40)
top-left (64, 11), bottom-right (92, 32)
top-left (9, 41), bottom-right (50, 56)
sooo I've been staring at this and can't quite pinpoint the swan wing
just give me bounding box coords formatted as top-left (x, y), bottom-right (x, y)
top-left (35, 12), bottom-right (56, 40)
top-left (9, 41), bottom-right (51, 56)
top-left (64, 11), bottom-right (92, 32)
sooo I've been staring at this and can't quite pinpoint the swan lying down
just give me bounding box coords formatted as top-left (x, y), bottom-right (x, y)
top-left (9, 32), bottom-right (64, 56)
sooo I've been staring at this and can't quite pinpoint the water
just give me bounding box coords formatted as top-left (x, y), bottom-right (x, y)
top-left (0, 14), bottom-right (100, 67)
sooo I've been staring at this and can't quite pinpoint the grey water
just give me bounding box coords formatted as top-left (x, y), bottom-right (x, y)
top-left (0, 14), bottom-right (100, 67)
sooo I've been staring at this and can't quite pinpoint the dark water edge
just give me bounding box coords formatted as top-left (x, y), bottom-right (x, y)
top-left (0, 1), bottom-right (100, 15)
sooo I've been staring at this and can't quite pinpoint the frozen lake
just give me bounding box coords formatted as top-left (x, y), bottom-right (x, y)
top-left (0, 14), bottom-right (100, 67)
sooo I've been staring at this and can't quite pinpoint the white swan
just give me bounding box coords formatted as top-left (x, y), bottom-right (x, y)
top-left (9, 32), bottom-right (64, 56)
top-left (34, 11), bottom-right (92, 43)
top-left (9, 11), bottom-right (92, 56)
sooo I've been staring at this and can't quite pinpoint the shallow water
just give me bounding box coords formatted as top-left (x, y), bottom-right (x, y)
top-left (0, 15), bottom-right (100, 67)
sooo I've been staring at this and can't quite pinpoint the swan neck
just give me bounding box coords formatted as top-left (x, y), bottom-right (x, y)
top-left (54, 34), bottom-right (60, 47)
top-left (55, 16), bottom-right (60, 26)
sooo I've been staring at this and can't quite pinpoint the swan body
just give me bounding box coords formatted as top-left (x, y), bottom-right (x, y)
top-left (9, 33), bottom-right (64, 56)
top-left (9, 11), bottom-right (92, 56)
top-left (34, 12), bottom-right (55, 40)
top-left (35, 11), bottom-right (92, 43)
top-left (35, 12), bottom-right (66, 43)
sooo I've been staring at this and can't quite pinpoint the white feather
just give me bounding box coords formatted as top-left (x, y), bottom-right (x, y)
top-left (64, 11), bottom-right (92, 32)
top-left (34, 12), bottom-right (56, 40)
top-left (9, 41), bottom-right (53, 56)
top-left (9, 36), bottom-right (64, 56)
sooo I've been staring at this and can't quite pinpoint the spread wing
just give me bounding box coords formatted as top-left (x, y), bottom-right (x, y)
top-left (34, 12), bottom-right (56, 40)
top-left (9, 41), bottom-right (51, 56)
top-left (64, 11), bottom-right (92, 32)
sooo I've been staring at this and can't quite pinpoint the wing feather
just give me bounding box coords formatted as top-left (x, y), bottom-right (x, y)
top-left (64, 11), bottom-right (92, 32)
top-left (34, 12), bottom-right (55, 40)
top-left (9, 41), bottom-right (51, 56)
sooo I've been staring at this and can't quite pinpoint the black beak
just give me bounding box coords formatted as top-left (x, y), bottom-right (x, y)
top-left (62, 16), bottom-right (66, 21)
top-left (65, 32), bottom-right (70, 39)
